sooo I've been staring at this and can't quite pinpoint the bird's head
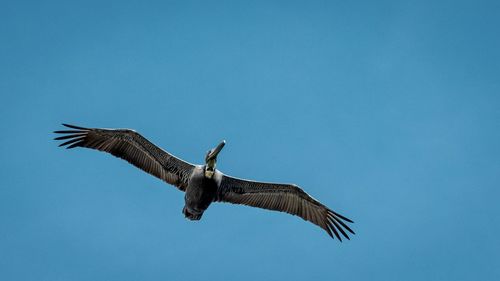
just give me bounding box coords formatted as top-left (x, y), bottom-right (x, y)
top-left (204, 140), bottom-right (225, 178)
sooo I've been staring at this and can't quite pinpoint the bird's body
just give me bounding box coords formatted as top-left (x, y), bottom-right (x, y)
top-left (54, 124), bottom-right (355, 241)
top-left (183, 166), bottom-right (218, 220)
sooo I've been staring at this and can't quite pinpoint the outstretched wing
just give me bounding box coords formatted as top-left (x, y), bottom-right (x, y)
top-left (54, 124), bottom-right (195, 191)
top-left (215, 173), bottom-right (354, 240)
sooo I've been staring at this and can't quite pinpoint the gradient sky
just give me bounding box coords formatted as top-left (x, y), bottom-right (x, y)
top-left (1, 1), bottom-right (499, 280)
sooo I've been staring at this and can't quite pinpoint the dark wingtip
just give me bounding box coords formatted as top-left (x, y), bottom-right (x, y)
top-left (329, 210), bottom-right (354, 223)
top-left (54, 124), bottom-right (90, 149)
top-left (62, 123), bottom-right (89, 130)
top-left (324, 226), bottom-right (334, 238)
top-left (54, 130), bottom-right (84, 134)
top-left (329, 217), bottom-right (350, 240)
top-left (336, 233), bottom-right (343, 242)
top-left (57, 136), bottom-right (85, 147)
top-left (329, 214), bottom-right (356, 235)
top-left (54, 134), bottom-right (86, 140)
top-left (66, 144), bottom-right (79, 149)
top-left (339, 215), bottom-right (354, 224)
top-left (67, 140), bottom-right (85, 149)
top-left (329, 224), bottom-right (342, 241)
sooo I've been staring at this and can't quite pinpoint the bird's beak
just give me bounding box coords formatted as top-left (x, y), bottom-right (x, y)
top-left (207, 140), bottom-right (226, 161)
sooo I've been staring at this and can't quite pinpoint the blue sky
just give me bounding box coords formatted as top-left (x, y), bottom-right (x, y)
top-left (1, 1), bottom-right (499, 280)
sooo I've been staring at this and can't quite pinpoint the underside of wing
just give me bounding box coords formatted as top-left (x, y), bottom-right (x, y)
top-left (215, 173), bottom-right (354, 240)
top-left (54, 124), bottom-right (195, 191)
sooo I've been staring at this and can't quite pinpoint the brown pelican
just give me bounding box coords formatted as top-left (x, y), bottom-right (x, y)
top-left (54, 124), bottom-right (355, 240)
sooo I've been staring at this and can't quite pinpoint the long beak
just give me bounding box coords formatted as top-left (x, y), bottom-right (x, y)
top-left (207, 140), bottom-right (226, 161)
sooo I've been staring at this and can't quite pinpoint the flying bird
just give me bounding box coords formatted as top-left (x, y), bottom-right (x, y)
top-left (54, 124), bottom-right (354, 240)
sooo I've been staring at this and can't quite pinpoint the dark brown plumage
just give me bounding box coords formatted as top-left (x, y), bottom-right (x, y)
top-left (54, 123), bottom-right (194, 190)
top-left (54, 124), bottom-right (354, 240)
top-left (216, 176), bottom-right (354, 240)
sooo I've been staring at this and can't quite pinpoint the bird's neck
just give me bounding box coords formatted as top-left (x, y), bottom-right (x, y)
top-left (204, 162), bottom-right (216, 179)
top-left (204, 169), bottom-right (215, 179)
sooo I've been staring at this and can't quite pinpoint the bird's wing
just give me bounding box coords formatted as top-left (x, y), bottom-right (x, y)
top-left (214, 173), bottom-right (354, 240)
top-left (54, 124), bottom-right (195, 191)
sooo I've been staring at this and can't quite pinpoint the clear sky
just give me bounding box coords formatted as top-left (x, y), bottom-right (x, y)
top-left (1, 1), bottom-right (499, 280)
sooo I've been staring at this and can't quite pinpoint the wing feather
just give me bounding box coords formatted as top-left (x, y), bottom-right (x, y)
top-left (215, 173), bottom-right (354, 240)
top-left (54, 124), bottom-right (195, 191)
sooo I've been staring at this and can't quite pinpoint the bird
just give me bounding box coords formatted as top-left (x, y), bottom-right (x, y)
top-left (54, 123), bottom-right (355, 241)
